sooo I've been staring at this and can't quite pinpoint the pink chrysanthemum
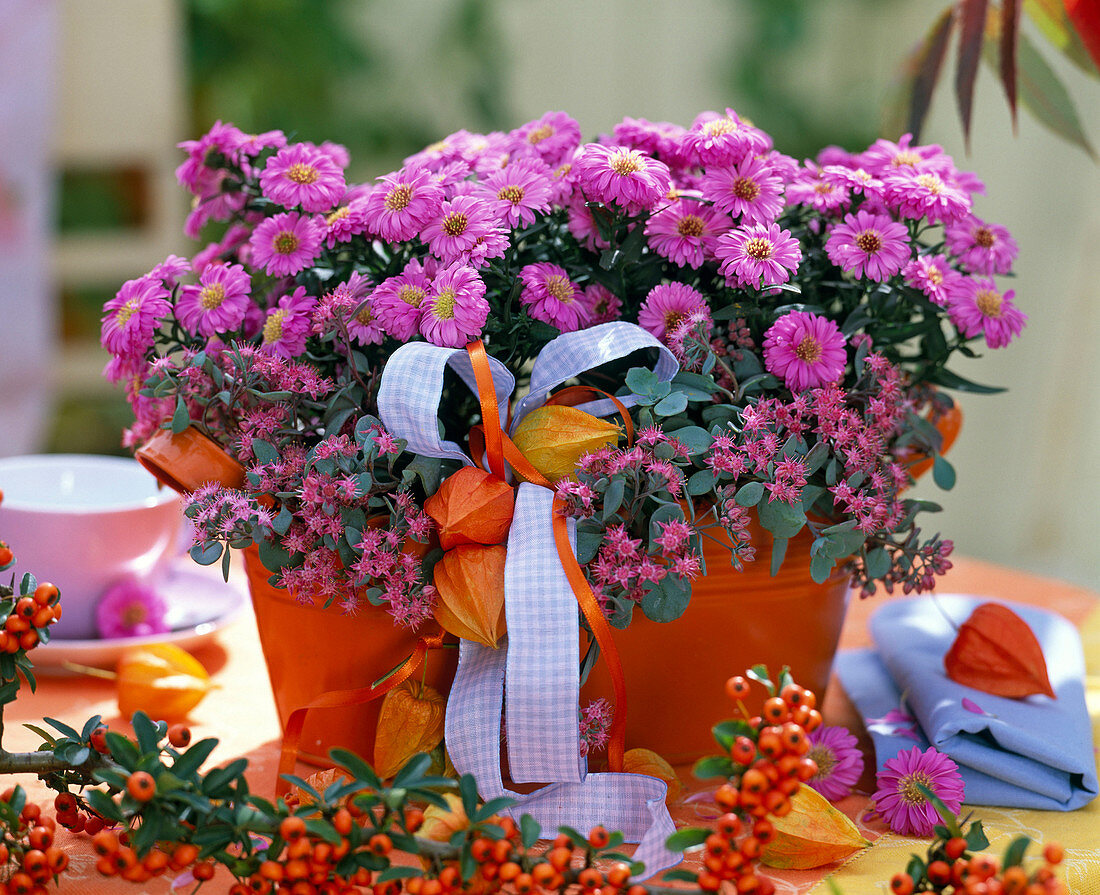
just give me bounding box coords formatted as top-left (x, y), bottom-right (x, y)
top-left (826, 210), bottom-right (911, 281)
top-left (948, 278), bottom-right (1027, 349)
top-left (859, 134), bottom-right (954, 177)
top-left (96, 579), bottom-right (170, 639)
top-left (510, 111), bottom-right (582, 167)
top-left (944, 215), bottom-right (1019, 275)
top-left (175, 120), bottom-right (247, 193)
top-left (822, 164), bottom-right (884, 201)
top-left (249, 212), bottom-right (323, 277)
top-left (637, 283), bottom-right (708, 340)
top-left (882, 168), bottom-right (971, 225)
top-left (419, 263), bottom-right (489, 347)
top-left (644, 199), bottom-right (730, 268)
top-left (902, 254), bottom-right (962, 307)
top-left (715, 222), bottom-right (802, 289)
top-left (371, 260), bottom-right (433, 342)
top-left (580, 284), bottom-right (623, 325)
top-left (261, 286), bottom-right (319, 359)
top-left (613, 117), bottom-right (690, 168)
top-left (519, 262), bottom-right (589, 333)
top-left (477, 157), bottom-right (553, 228)
top-left (872, 746), bottom-right (965, 836)
top-left (805, 725), bottom-right (865, 802)
top-left (363, 165), bottom-right (444, 242)
top-left (701, 155), bottom-right (786, 224)
top-left (100, 276), bottom-right (172, 358)
top-left (260, 142), bottom-right (346, 213)
top-left (573, 143), bottom-right (672, 213)
top-left (763, 311), bottom-right (847, 392)
top-left (681, 108), bottom-right (769, 167)
top-left (149, 254), bottom-right (191, 288)
top-left (176, 262), bottom-right (252, 337)
top-left (322, 200), bottom-right (371, 248)
top-left (784, 162), bottom-right (851, 214)
top-left (420, 195), bottom-right (503, 264)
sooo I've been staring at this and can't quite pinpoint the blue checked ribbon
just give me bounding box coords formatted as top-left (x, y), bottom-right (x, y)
top-left (378, 322), bottom-right (680, 878)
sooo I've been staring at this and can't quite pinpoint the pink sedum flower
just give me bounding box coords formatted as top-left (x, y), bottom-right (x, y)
top-left (419, 263), bottom-right (489, 347)
top-left (519, 262), bottom-right (589, 333)
top-left (948, 278), bottom-right (1027, 348)
top-left (805, 725), bottom-right (865, 801)
top-left (826, 210), bottom-right (911, 281)
top-left (573, 143), bottom-right (672, 213)
top-left (644, 199), bottom-right (730, 268)
top-left (637, 282), bottom-right (708, 340)
top-left (96, 579), bottom-right (170, 639)
top-left (101, 276), bottom-right (172, 358)
top-left (763, 311), bottom-right (847, 393)
top-left (176, 262), bottom-right (252, 337)
top-left (872, 746), bottom-right (965, 836)
top-left (249, 212), bottom-right (323, 277)
top-left (715, 222), bottom-right (802, 289)
top-left (944, 215), bottom-right (1018, 275)
top-left (260, 142), bottom-right (347, 213)
top-left (261, 286), bottom-right (318, 358)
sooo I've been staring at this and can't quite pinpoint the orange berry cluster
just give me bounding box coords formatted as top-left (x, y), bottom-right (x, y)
top-left (53, 790), bottom-right (108, 836)
top-left (890, 839), bottom-right (1066, 895)
top-left (0, 583), bottom-right (61, 655)
top-left (92, 830), bottom-right (206, 886)
top-left (0, 788), bottom-right (69, 895)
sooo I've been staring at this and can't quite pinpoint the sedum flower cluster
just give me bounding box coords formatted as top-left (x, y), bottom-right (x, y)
top-left (103, 107), bottom-right (1023, 626)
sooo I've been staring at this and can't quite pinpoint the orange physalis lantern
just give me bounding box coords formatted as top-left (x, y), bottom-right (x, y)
top-left (432, 544), bottom-right (507, 648)
top-left (424, 466), bottom-right (514, 549)
top-left (373, 680), bottom-right (446, 779)
top-left (511, 405), bottom-right (620, 482)
top-left (944, 602), bottom-right (1056, 699)
top-left (117, 643), bottom-right (212, 721)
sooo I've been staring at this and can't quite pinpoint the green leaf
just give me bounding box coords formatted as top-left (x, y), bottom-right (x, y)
top-left (864, 547), bottom-right (892, 582)
top-left (770, 537), bottom-right (788, 577)
top-left (664, 827), bottom-right (710, 852)
top-left (402, 454), bottom-right (442, 494)
top-left (575, 525), bottom-right (602, 564)
top-left (520, 814), bottom-right (541, 849)
top-left (671, 371), bottom-right (719, 399)
top-left (1002, 835), bottom-right (1031, 868)
top-left (393, 752), bottom-right (433, 789)
top-left (376, 867), bottom-right (423, 883)
top-left (43, 717), bottom-right (82, 740)
top-left (823, 530), bottom-right (866, 559)
top-left (711, 719), bottom-right (754, 750)
top-left (603, 478), bottom-right (626, 521)
top-left (21, 724), bottom-right (57, 747)
top-left (926, 367), bottom-right (1007, 395)
top-left (640, 575), bottom-right (690, 623)
top-left (202, 758), bottom-right (248, 795)
top-left (691, 753), bottom-right (736, 780)
top-left (190, 542), bottom-right (224, 566)
top-left (173, 738), bottom-right (219, 779)
top-left (687, 469), bottom-right (718, 496)
top-left (932, 452), bottom-right (956, 490)
top-left (663, 869), bottom-right (703, 883)
top-left (810, 550), bottom-right (835, 584)
top-left (965, 819), bottom-right (990, 851)
top-left (648, 503), bottom-right (685, 546)
top-left (84, 788), bottom-right (125, 823)
top-left (304, 818), bottom-right (342, 846)
top-left (130, 711), bottom-right (162, 756)
top-left (756, 497), bottom-right (806, 539)
top-left (734, 481), bottom-right (765, 507)
top-left (458, 773), bottom-right (480, 818)
top-left (252, 439), bottom-right (279, 465)
top-left (473, 797), bottom-right (515, 822)
top-left (1015, 28), bottom-right (1097, 156)
top-left (667, 426), bottom-right (712, 455)
top-left (654, 391), bottom-right (688, 417)
top-left (625, 367), bottom-right (658, 396)
top-left (170, 397), bottom-right (191, 434)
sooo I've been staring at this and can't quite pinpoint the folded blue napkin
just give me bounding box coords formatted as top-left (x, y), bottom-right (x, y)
top-left (835, 594), bottom-right (1097, 810)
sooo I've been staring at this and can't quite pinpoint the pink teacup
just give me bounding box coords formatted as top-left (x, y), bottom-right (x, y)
top-left (0, 454), bottom-right (184, 640)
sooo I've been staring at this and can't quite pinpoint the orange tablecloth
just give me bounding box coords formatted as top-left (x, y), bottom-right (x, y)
top-left (5, 557), bottom-right (1097, 892)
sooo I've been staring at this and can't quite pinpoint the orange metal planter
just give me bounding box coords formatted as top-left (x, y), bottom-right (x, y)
top-left (136, 427), bottom-right (247, 493)
top-left (242, 545), bottom-right (457, 767)
top-left (582, 520), bottom-right (850, 765)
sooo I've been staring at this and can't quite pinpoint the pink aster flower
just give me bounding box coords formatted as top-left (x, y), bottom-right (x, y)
top-left (882, 168), bottom-right (971, 225)
top-left (903, 254), bottom-right (962, 307)
top-left (860, 134), bottom-right (954, 177)
top-left (261, 286), bottom-right (318, 359)
top-left (176, 262), bottom-right (252, 337)
top-left (948, 278), bottom-right (1027, 349)
top-left (715, 222), bottom-right (802, 289)
top-left (701, 155), bottom-right (786, 224)
top-left (763, 311), bottom-right (847, 393)
top-left (805, 725), bottom-right (865, 802)
top-left (944, 215), bottom-right (1019, 275)
top-left (826, 210), bottom-right (911, 281)
top-left (477, 157), bottom-right (553, 228)
top-left (363, 165), bottom-right (444, 242)
top-left (644, 199), bottom-right (730, 268)
top-left (580, 283), bottom-right (623, 325)
top-left (510, 111), bottom-right (582, 167)
top-left (681, 108), bottom-right (769, 167)
top-left (322, 199), bottom-right (370, 248)
top-left (519, 262), bottom-right (589, 333)
top-left (96, 579), bottom-right (170, 639)
top-left (573, 143), bottom-right (672, 213)
top-left (419, 263), bottom-right (489, 347)
top-left (175, 120), bottom-right (247, 192)
top-left (420, 195), bottom-right (503, 264)
top-left (613, 117), bottom-right (690, 168)
top-left (148, 254), bottom-right (191, 288)
top-left (260, 142), bottom-right (347, 213)
top-left (637, 283), bottom-right (709, 340)
top-left (100, 276), bottom-right (172, 358)
top-left (371, 260), bottom-right (433, 342)
top-left (872, 746), bottom-right (965, 837)
top-left (249, 212), bottom-right (323, 277)
top-left (784, 162), bottom-right (851, 214)
top-left (565, 193), bottom-right (610, 252)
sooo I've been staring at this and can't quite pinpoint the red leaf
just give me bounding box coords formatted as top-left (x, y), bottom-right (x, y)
top-left (907, 6), bottom-right (960, 140)
top-left (1001, 0), bottom-right (1023, 129)
top-left (957, 0), bottom-right (992, 148)
top-left (944, 602), bottom-right (1056, 699)
top-left (1064, 0), bottom-right (1100, 72)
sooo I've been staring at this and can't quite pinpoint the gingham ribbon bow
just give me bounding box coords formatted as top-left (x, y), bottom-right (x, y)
top-left (378, 322), bottom-right (681, 878)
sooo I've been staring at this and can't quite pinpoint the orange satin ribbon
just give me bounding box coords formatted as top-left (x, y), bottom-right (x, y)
top-left (275, 629), bottom-right (446, 796)
top-left (464, 341), bottom-right (628, 771)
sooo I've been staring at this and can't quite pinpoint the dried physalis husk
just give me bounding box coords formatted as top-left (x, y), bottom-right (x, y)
top-left (622, 747), bottom-right (684, 808)
top-left (760, 785), bottom-right (871, 869)
top-left (423, 466), bottom-right (514, 549)
top-left (373, 680), bottom-right (446, 780)
top-left (944, 602), bottom-right (1056, 699)
top-left (117, 643), bottom-right (212, 721)
top-left (432, 544), bottom-right (507, 648)
top-left (511, 405), bottom-right (620, 482)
